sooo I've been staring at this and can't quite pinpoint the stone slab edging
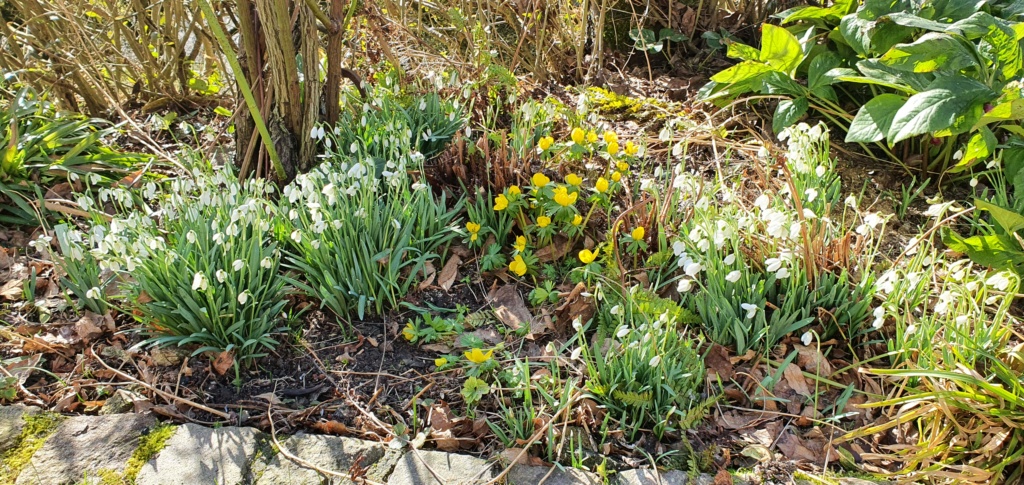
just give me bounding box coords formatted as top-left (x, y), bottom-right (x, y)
top-left (0, 406), bottom-right (891, 485)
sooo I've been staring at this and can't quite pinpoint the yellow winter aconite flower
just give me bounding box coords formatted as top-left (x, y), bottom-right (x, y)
top-left (572, 214), bottom-right (583, 226)
top-left (532, 172), bottom-right (550, 188)
top-left (632, 226), bottom-right (645, 240)
top-left (466, 222), bottom-right (481, 241)
top-left (508, 185), bottom-right (521, 196)
top-left (587, 131), bottom-right (598, 143)
top-left (603, 131), bottom-right (618, 144)
top-left (617, 161), bottom-right (629, 172)
top-left (493, 194), bottom-right (509, 211)
top-left (571, 127), bottom-right (585, 145)
top-left (435, 357), bottom-right (448, 367)
top-left (402, 323), bottom-right (416, 341)
top-left (607, 141), bottom-right (620, 155)
top-left (553, 187), bottom-right (578, 207)
top-left (579, 249), bottom-right (597, 264)
top-left (537, 216), bottom-right (551, 228)
top-left (538, 136), bottom-right (554, 151)
top-left (464, 348), bottom-right (494, 364)
top-left (595, 177), bottom-right (609, 193)
top-left (624, 141), bottom-right (638, 156)
top-left (509, 255), bottom-right (527, 276)
top-left (611, 171), bottom-right (622, 182)
top-left (514, 235), bottom-right (527, 252)
top-left (565, 173), bottom-right (582, 186)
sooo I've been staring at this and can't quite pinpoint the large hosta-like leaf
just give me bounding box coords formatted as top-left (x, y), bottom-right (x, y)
top-left (847, 93), bottom-right (907, 142)
top-left (887, 76), bottom-right (995, 143)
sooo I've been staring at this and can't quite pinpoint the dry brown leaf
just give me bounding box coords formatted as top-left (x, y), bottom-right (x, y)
top-left (0, 279), bottom-right (23, 301)
top-left (211, 350), bottom-right (234, 375)
top-left (714, 468), bottom-right (734, 485)
top-left (500, 448), bottom-right (547, 466)
top-left (535, 235), bottom-right (572, 263)
top-left (554, 282), bottom-right (594, 337)
top-left (75, 312), bottom-right (105, 342)
top-left (704, 343), bottom-right (734, 381)
top-left (795, 344), bottom-right (833, 377)
top-left (438, 255), bottom-right (461, 291)
top-left (775, 430), bottom-right (819, 462)
top-left (418, 261), bottom-right (436, 290)
top-left (488, 285), bottom-right (541, 337)
top-left (253, 392), bottom-right (282, 405)
top-left (783, 363), bottom-right (811, 397)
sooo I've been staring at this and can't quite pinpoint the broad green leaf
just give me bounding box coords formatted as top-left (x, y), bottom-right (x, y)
top-left (974, 98), bottom-right (1024, 128)
top-left (807, 52), bottom-right (842, 89)
top-left (760, 71), bottom-right (805, 96)
top-left (884, 12), bottom-right (951, 31)
top-left (856, 58), bottom-right (933, 91)
top-left (929, 0), bottom-right (988, 22)
top-left (862, 0), bottom-right (918, 19)
top-left (726, 41), bottom-right (762, 61)
top-left (976, 198), bottom-right (1024, 233)
top-left (953, 126), bottom-right (997, 170)
top-left (773, 97), bottom-right (809, 133)
top-left (660, 28), bottom-right (688, 43)
top-left (887, 76), bottom-right (995, 143)
top-left (839, 16), bottom-right (873, 56)
top-left (943, 230), bottom-right (1024, 269)
top-left (759, 24), bottom-right (804, 74)
top-left (630, 28), bottom-right (663, 52)
top-left (880, 33), bottom-right (978, 73)
top-left (846, 93), bottom-right (907, 142)
top-left (710, 61), bottom-right (775, 83)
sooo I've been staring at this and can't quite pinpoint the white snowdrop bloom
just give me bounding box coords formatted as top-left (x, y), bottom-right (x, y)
top-left (672, 241), bottom-right (686, 256)
top-left (412, 182), bottom-right (428, 191)
top-left (610, 305), bottom-right (623, 316)
top-left (789, 221), bottom-right (802, 239)
top-left (953, 149), bottom-right (963, 160)
top-left (290, 230), bottom-right (302, 244)
top-left (419, 98), bottom-right (427, 110)
top-left (955, 315), bottom-right (969, 325)
top-left (986, 272), bottom-right (1011, 291)
top-left (801, 331), bottom-right (813, 346)
top-left (649, 355), bottom-right (662, 367)
top-left (766, 258), bottom-right (782, 273)
top-left (697, 238), bottom-right (710, 252)
top-left (311, 240), bottom-right (321, 250)
top-left (805, 188), bottom-right (819, 203)
top-left (872, 307), bottom-right (885, 329)
top-left (754, 194), bottom-right (770, 210)
top-left (741, 303), bottom-right (758, 319)
top-left (216, 269), bottom-right (227, 283)
top-left (572, 317), bottom-right (583, 332)
top-left (970, 178), bottom-right (978, 188)
top-left (845, 195), bottom-right (857, 209)
top-left (237, 291), bottom-right (250, 305)
top-left (233, 259), bottom-right (245, 271)
top-left (724, 254), bottom-right (736, 265)
top-left (966, 280), bottom-right (980, 291)
top-left (260, 257), bottom-right (273, 269)
top-left (677, 278), bottom-right (693, 292)
top-left (765, 211), bottom-right (788, 239)
top-left (29, 235), bottom-right (52, 253)
top-left (571, 347), bottom-right (583, 361)
top-left (757, 146), bottom-right (769, 158)
top-left (688, 227), bottom-right (703, 242)
top-left (923, 202), bottom-right (950, 218)
top-left (615, 325), bottom-right (630, 339)
top-left (802, 208), bottom-right (817, 219)
top-left (934, 291), bottom-right (954, 315)
top-left (86, 287), bottom-right (102, 299)
top-left (776, 267), bottom-right (790, 279)
top-left (726, 271), bottom-right (742, 283)
top-left (192, 272), bottom-right (208, 291)
top-left (815, 165), bottom-right (826, 177)
top-left (212, 232), bottom-right (225, 245)
top-left (684, 262), bottom-right (702, 277)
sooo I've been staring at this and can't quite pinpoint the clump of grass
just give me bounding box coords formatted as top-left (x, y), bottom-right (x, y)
top-left (0, 412), bottom-right (63, 484)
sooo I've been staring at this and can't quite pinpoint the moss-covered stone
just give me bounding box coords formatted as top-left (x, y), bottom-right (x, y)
top-left (0, 412), bottom-right (63, 485)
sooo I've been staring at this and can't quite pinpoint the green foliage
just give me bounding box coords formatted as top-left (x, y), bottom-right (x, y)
top-left (0, 88), bottom-right (151, 226)
top-left (461, 376), bottom-right (491, 406)
top-left (944, 198), bottom-right (1024, 284)
top-left (629, 27), bottom-right (688, 53)
top-left (0, 412), bottom-right (63, 484)
top-left (700, 0), bottom-right (1024, 174)
top-left (583, 287), bottom-right (706, 440)
top-left (49, 224), bottom-right (111, 314)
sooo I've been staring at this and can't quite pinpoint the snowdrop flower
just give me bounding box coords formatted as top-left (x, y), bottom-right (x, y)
top-left (724, 254), bottom-right (736, 265)
top-left (237, 291), bottom-right (250, 305)
top-left (871, 307), bottom-right (885, 329)
top-left (610, 304), bottom-right (623, 316)
top-left (726, 271), bottom-right (742, 283)
top-left (290, 230), bottom-right (302, 244)
top-left (672, 241), bottom-right (686, 256)
top-left (802, 208), bottom-right (817, 219)
top-left (754, 194), bottom-right (770, 210)
top-left (986, 272), bottom-right (1011, 291)
top-left (572, 317), bottom-right (583, 332)
top-left (955, 315), bottom-right (969, 325)
top-left (804, 188), bottom-right (818, 203)
top-left (740, 303), bottom-right (758, 319)
top-left (845, 195), bottom-right (857, 209)
top-left (684, 262), bottom-right (702, 277)
top-left (677, 278), bottom-right (693, 292)
top-left (649, 355), bottom-right (662, 367)
top-left (571, 347), bottom-right (583, 361)
top-left (801, 331), bottom-right (813, 346)
top-left (953, 149), bottom-right (963, 160)
top-left (233, 259), bottom-right (245, 271)
top-left (970, 178), bottom-right (978, 188)
top-left (216, 269), bottom-right (227, 283)
top-left (616, 325), bottom-right (630, 339)
top-left (260, 257), bottom-right (273, 269)
top-left (815, 165), bottom-right (826, 177)
top-left (192, 272), bottom-right (209, 291)
top-left (934, 291), bottom-right (954, 314)
top-left (86, 287), bottom-right (102, 299)
top-left (776, 267), bottom-right (790, 278)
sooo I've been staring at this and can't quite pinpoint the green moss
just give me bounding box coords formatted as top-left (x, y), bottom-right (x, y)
top-left (585, 87), bottom-right (682, 122)
top-left (122, 423), bottom-right (175, 483)
top-left (0, 412), bottom-right (63, 485)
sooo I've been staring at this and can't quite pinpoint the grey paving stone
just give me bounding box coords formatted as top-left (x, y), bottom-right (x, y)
top-left (0, 405), bottom-right (39, 454)
top-left (616, 468), bottom-right (690, 485)
top-left (15, 413), bottom-right (156, 485)
top-left (135, 423), bottom-right (263, 485)
top-left (252, 433), bottom-right (385, 484)
top-left (507, 465), bottom-right (604, 485)
top-left (386, 449), bottom-right (493, 485)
